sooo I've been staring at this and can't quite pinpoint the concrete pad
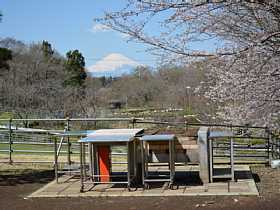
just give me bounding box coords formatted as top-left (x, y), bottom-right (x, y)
top-left (28, 165), bottom-right (259, 198)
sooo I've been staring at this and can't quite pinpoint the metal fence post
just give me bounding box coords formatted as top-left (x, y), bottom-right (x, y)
top-left (8, 118), bottom-right (12, 164)
top-left (185, 121), bottom-right (188, 133)
top-left (278, 135), bottom-right (280, 159)
top-left (267, 127), bottom-right (271, 164)
top-left (66, 118), bottom-right (71, 166)
top-left (132, 118), bottom-right (135, 129)
top-left (93, 120), bottom-right (97, 130)
top-left (277, 134), bottom-right (280, 159)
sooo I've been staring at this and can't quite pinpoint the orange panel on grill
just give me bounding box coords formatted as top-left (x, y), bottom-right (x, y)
top-left (98, 146), bottom-right (111, 182)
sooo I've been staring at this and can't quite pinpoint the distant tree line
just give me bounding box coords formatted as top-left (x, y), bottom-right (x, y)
top-left (0, 37), bottom-right (215, 120)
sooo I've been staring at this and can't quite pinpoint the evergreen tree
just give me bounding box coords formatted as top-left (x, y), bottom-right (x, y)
top-left (0, 47), bottom-right (12, 71)
top-left (41, 40), bottom-right (54, 58)
top-left (64, 50), bottom-right (87, 87)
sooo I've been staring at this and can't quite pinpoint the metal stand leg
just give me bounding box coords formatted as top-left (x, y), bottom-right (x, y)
top-left (169, 140), bottom-right (172, 187)
top-left (230, 138), bottom-right (235, 181)
top-left (141, 141), bottom-right (145, 188)
top-left (67, 137), bottom-right (71, 175)
top-left (144, 142), bottom-right (148, 177)
top-left (80, 143), bottom-right (84, 192)
top-left (8, 119), bottom-right (12, 165)
top-left (66, 118), bottom-right (71, 174)
top-left (127, 142), bottom-right (131, 191)
top-left (209, 139), bottom-right (213, 183)
top-left (83, 143), bottom-right (86, 180)
top-left (171, 140), bottom-right (175, 187)
top-left (133, 141), bottom-right (137, 177)
top-left (168, 140), bottom-right (175, 189)
top-left (89, 143), bottom-right (93, 180)
top-left (54, 137), bottom-right (58, 183)
top-left (93, 145), bottom-right (99, 182)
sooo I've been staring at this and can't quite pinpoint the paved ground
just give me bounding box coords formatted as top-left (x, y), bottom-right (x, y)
top-left (0, 165), bottom-right (280, 210)
top-left (28, 165), bottom-right (258, 197)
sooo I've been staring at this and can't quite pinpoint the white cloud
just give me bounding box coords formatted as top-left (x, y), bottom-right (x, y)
top-left (90, 24), bottom-right (111, 33)
top-left (87, 53), bottom-right (141, 73)
top-left (90, 24), bottom-right (131, 40)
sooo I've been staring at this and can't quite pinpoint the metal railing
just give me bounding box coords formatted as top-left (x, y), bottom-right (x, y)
top-left (0, 117), bottom-right (276, 166)
top-left (212, 136), bottom-right (269, 164)
top-left (271, 132), bottom-right (280, 159)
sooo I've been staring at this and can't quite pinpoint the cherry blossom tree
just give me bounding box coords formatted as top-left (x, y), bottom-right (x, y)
top-left (96, 0), bottom-right (280, 127)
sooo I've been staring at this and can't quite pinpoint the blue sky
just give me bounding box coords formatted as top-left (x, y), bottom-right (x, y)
top-left (0, 0), bottom-right (157, 76)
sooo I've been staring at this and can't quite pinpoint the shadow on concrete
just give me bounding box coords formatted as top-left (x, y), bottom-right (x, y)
top-left (251, 173), bottom-right (260, 183)
top-left (93, 171), bottom-right (204, 189)
top-left (0, 170), bottom-right (54, 186)
top-left (174, 171), bottom-right (203, 186)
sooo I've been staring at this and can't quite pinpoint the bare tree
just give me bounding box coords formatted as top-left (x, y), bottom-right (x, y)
top-left (0, 41), bottom-right (66, 118)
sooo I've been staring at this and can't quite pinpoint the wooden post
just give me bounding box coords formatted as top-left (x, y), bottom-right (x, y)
top-left (8, 118), bottom-right (12, 164)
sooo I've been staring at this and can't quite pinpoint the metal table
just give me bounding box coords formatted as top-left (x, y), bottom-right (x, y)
top-left (78, 129), bottom-right (144, 192)
top-left (209, 131), bottom-right (234, 182)
top-left (51, 130), bottom-right (95, 183)
top-left (140, 134), bottom-right (176, 189)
